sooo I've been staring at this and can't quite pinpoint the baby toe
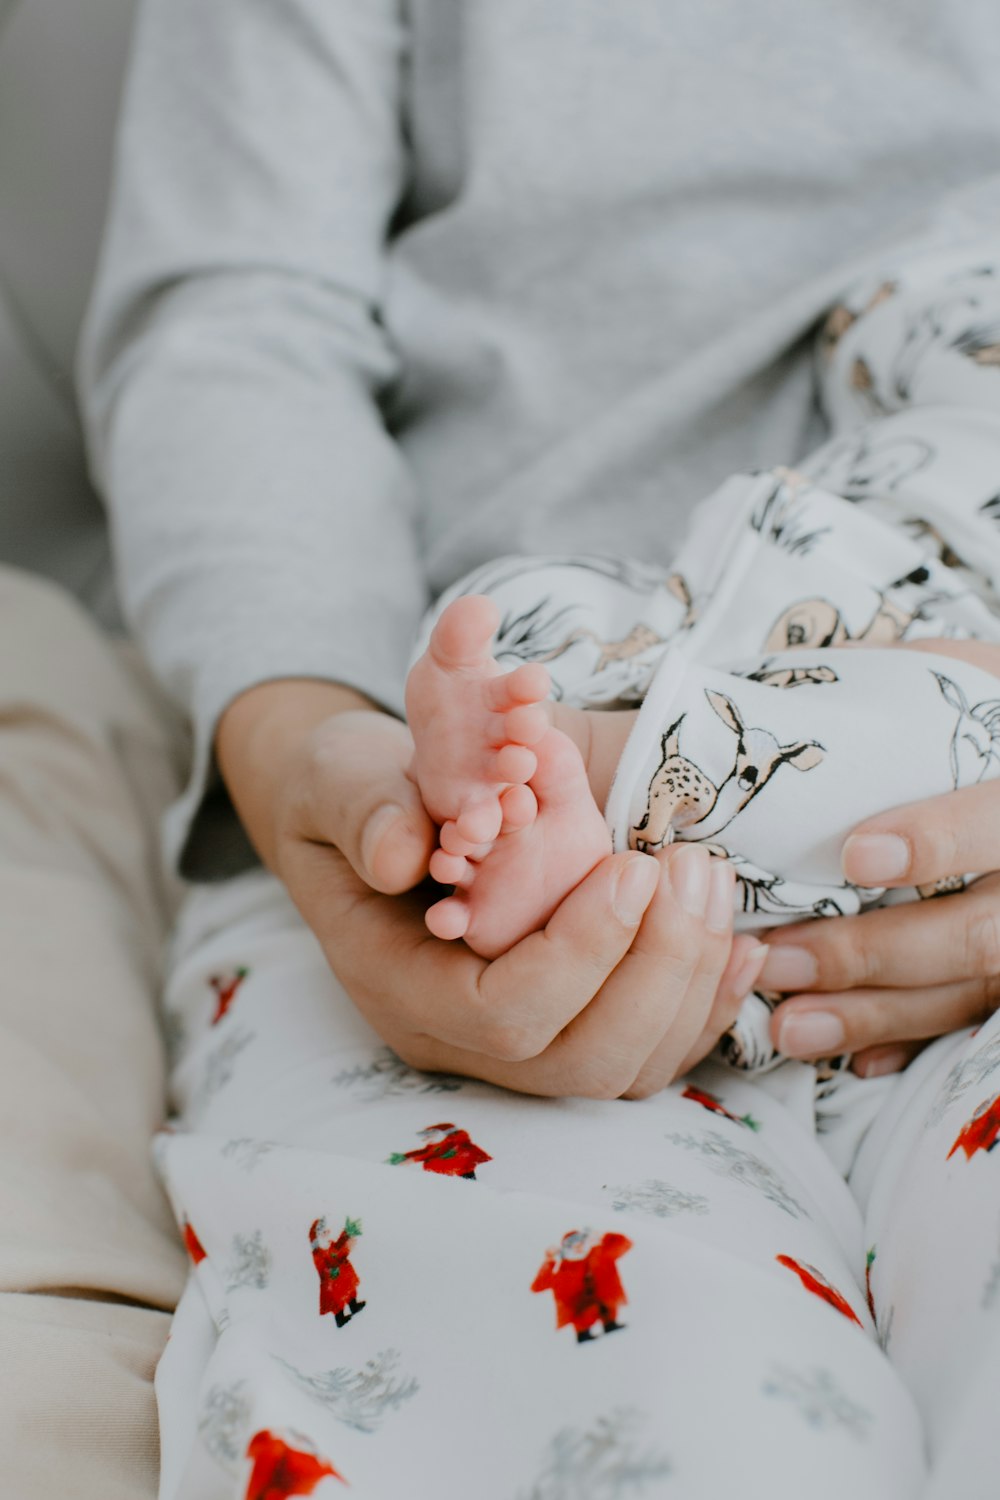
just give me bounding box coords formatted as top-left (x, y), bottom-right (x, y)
top-left (430, 594), bottom-right (501, 670)
top-left (495, 743), bottom-right (537, 784)
top-left (439, 820), bottom-right (482, 857)
top-left (503, 702), bottom-right (551, 746)
top-left (499, 783), bottom-right (538, 833)
top-left (425, 895), bottom-right (471, 942)
top-left (430, 848), bottom-right (471, 886)
top-left (487, 661), bottom-right (551, 710)
top-left (456, 798), bottom-right (504, 845)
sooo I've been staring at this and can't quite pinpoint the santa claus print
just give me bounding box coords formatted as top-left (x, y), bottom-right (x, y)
top-left (183, 1218), bottom-right (208, 1266)
top-left (776, 1255), bottom-right (863, 1327)
top-left (948, 1093), bottom-right (1000, 1160)
top-left (244, 1429), bottom-right (344, 1499)
top-left (532, 1229), bottom-right (633, 1344)
top-left (681, 1085), bottom-right (760, 1131)
top-left (310, 1217), bottom-right (366, 1328)
top-left (387, 1122), bottom-right (492, 1180)
top-left (210, 966), bottom-right (249, 1025)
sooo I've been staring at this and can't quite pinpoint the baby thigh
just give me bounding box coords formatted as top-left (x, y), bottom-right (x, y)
top-left (155, 870), bottom-right (927, 1499)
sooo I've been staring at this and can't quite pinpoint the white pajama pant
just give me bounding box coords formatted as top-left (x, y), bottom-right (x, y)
top-left (154, 246), bottom-right (1000, 1496)
top-left (156, 873), bottom-right (1000, 1500)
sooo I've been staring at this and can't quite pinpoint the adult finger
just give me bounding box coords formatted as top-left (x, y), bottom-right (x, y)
top-left (771, 976), bottom-right (999, 1069)
top-left (670, 933), bottom-right (771, 1078)
top-left (309, 842), bottom-right (661, 1060)
top-left (758, 872), bottom-right (1000, 995)
top-left (841, 781), bottom-right (1000, 891)
top-left (557, 846), bottom-right (735, 1099)
top-left (433, 845), bottom-right (735, 1099)
top-left (891, 636), bottom-right (1000, 677)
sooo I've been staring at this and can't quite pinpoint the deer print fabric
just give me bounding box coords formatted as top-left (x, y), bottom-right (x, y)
top-left (154, 245), bottom-right (1000, 1497)
top-left (419, 245), bottom-right (1000, 1086)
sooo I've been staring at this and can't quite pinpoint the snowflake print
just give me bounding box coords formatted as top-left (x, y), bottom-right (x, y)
top-left (518, 1407), bottom-right (671, 1499)
top-left (762, 1365), bottom-right (872, 1441)
top-left (332, 1045), bottom-right (464, 1103)
top-left (606, 1179), bottom-right (709, 1219)
top-left (664, 1128), bottom-right (806, 1217)
top-left (223, 1229), bottom-right (271, 1292)
top-left (877, 1303), bottom-right (895, 1354)
top-left (275, 1349), bottom-right (419, 1433)
top-left (925, 1030), bottom-right (1000, 1127)
top-left (198, 1380), bottom-right (251, 1469)
top-left (201, 1026), bottom-right (254, 1101)
top-left (221, 1137), bottom-right (275, 1173)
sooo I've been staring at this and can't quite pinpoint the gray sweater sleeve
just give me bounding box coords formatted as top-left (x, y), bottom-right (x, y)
top-left (78, 0), bottom-right (428, 878)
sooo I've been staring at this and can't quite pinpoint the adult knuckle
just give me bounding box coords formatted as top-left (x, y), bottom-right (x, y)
top-left (840, 993), bottom-right (884, 1047)
top-left (588, 1055), bottom-right (643, 1100)
top-left (973, 975), bottom-right (1000, 1021)
top-left (964, 907), bottom-right (1000, 978)
top-left (482, 1014), bottom-right (543, 1063)
top-left (391, 1035), bottom-right (432, 1072)
top-left (622, 1075), bottom-right (661, 1101)
top-left (917, 821), bottom-right (961, 879)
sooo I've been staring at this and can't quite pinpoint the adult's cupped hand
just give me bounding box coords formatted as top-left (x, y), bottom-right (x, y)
top-left (217, 681), bottom-right (768, 1100)
top-left (760, 638), bottom-right (1000, 1076)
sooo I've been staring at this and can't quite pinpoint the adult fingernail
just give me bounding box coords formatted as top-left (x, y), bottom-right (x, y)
top-left (706, 861), bottom-right (735, 933)
top-left (732, 942), bottom-right (769, 999)
top-left (777, 1011), bottom-right (846, 1057)
top-left (758, 946), bottom-right (818, 991)
top-left (854, 1049), bottom-right (910, 1079)
top-left (613, 855), bottom-right (660, 925)
top-left (842, 833), bottom-right (910, 884)
top-left (672, 844), bottom-right (710, 917)
top-left (360, 803), bottom-right (406, 873)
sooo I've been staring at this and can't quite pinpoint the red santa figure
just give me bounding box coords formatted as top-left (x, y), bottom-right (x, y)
top-left (310, 1216), bottom-right (366, 1328)
top-left (681, 1085), bottom-right (759, 1131)
top-left (209, 966), bottom-right (249, 1025)
top-left (182, 1218), bottom-right (207, 1266)
top-left (776, 1254), bottom-right (863, 1327)
top-left (387, 1122), bottom-right (492, 1180)
top-left (948, 1093), bottom-right (1000, 1160)
top-left (531, 1228), bottom-right (633, 1344)
top-left (244, 1429), bottom-right (344, 1499)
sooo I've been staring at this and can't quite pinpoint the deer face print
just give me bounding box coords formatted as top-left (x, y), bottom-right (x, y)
top-left (630, 689), bottom-right (825, 851)
top-left (765, 593), bottom-right (914, 653)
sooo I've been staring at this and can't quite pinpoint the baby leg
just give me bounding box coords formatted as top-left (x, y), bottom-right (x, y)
top-left (156, 871), bottom-right (927, 1500)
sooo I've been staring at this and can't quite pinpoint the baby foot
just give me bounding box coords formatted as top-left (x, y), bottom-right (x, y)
top-left (424, 723), bottom-right (613, 961)
top-left (406, 594), bottom-right (553, 846)
top-left (407, 593), bottom-right (614, 958)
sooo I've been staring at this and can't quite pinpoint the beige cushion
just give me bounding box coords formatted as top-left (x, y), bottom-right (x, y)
top-left (0, 565), bottom-right (188, 1498)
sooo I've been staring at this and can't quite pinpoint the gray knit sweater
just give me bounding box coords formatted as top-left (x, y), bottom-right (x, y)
top-left (79, 0), bottom-right (1000, 876)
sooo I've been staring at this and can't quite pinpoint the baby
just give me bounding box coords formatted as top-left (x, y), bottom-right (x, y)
top-left (406, 245), bottom-right (1000, 1072)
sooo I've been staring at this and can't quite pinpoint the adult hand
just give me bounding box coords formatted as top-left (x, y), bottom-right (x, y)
top-left (759, 638), bottom-right (1000, 1077)
top-left (217, 681), bottom-right (767, 1098)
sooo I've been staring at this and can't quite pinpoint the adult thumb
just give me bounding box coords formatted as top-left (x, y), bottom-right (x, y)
top-left (311, 715), bottom-right (435, 893)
